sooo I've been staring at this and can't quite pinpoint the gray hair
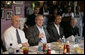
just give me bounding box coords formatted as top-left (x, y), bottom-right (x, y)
top-left (35, 14), bottom-right (43, 19)
top-left (71, 18), bottom-right (77, 23)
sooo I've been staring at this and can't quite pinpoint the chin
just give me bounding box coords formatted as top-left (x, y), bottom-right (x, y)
top-left (16, 26), bottom-right (20, 28)
top-left (39, 25), bottom-right (42, 27)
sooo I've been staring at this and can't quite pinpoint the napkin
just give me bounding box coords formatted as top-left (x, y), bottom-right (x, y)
top-left (73, 44), bottom-right (79, 48)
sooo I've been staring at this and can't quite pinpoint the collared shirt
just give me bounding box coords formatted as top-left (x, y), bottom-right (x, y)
top-left (36, 24), bottom-right (47, 43)
top-left (3, 26), bottom-right (28, 50)
top-left (54, 23), bottom-right (60, 35)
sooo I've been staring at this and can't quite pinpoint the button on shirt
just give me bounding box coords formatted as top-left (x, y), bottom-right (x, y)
top-left (36, 25), bottom-right (47, 43)
top-left (3, 26), bottom-right (28, 50)
top-left (54, 23), bottom-right (60, 35)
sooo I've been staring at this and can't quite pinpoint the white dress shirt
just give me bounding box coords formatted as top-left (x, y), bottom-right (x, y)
top-left (36, 25), bottom-right (47, 43)
top-left (3, 26), bottom-right (28, 50)
top-left (54, 23), bottom-right (60, 35)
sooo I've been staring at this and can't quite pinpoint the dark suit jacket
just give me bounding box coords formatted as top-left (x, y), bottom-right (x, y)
top-left (64, 25), bottom-right (80, 38)
top-left (25, 25), bottom-right (50, 46)
top-left (47, 23), bottom-right (63, 42)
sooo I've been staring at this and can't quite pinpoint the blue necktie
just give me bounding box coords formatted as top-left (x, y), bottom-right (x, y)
top-left (16, 29), bottom-right (21, 44)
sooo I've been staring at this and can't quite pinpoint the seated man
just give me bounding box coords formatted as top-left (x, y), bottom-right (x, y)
top-left (64, 18), bottom-right (80, 38)
top-left (47, 15), bottom-right (64, 42)
top-left (25, 15), bottom-right (50, 46)
top-left (3, 15), bottom-right (29, 50)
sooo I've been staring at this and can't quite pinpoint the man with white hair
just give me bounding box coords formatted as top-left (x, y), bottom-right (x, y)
top-left (64, 18), bottom-right (80, 38)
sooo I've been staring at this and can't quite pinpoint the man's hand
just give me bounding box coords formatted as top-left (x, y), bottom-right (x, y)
top-left (57, 38), bottom-right (62, 42)
top-left (22, 42), bottom-right (29, 47)
top-left (39, 32), bottom-right (44, 39)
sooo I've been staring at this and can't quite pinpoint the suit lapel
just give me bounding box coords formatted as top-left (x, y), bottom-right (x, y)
top-left (53, 24), bottom-right (59, 36)
top-left (34, 25), bottom-right (39, 37)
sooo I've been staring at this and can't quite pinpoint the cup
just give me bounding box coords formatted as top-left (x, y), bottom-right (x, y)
top-left (23, 47), bottom-right (29, 54)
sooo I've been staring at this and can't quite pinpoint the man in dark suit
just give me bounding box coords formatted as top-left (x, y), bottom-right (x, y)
top-left (64, 18), bottom-right (80, 38)
top-left (25, 15), bottom-right (50, 46)
top-left (47, 15), bottom-right (63, 42)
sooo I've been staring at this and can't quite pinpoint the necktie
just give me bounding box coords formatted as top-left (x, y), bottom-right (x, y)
top-left (16, 29), bottom-right (21, 44)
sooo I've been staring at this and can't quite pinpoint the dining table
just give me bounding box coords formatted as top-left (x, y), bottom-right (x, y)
top-left (2, 36), bottom-right (84, 54)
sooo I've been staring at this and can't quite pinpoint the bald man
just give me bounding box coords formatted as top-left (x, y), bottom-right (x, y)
top-left (25, 15), bottom-right (50, 46)
top-left (3, 15), bottom-right (29, 50)
top-left (47, 15), bottom-right (64, 42)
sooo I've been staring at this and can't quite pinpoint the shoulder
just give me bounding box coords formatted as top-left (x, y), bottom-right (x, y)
top-left (47, 24), bottom-right (55, 31)
top-left (60, 26), bottom-right (63, 29)
top-left (4, 26), bottom-right (13, 35)
top-left (30, 25), bottom-right (36, 29)
top-left (28, 25), bottom-right (37, 31)
top-left (47, 23), bottom-right (54, 28)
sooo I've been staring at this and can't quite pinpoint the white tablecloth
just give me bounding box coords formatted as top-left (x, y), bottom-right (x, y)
top-left (2, 36), bottom-right (84, 54)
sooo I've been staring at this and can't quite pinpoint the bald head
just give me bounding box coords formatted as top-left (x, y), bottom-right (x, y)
top-left (11, 15), bottom-right (21, 29)
top-left (70, 18), bottom-right (77, 27)
top-left (11, 15), bottom-right (20, 21)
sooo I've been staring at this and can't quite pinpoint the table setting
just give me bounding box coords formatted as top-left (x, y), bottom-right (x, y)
top-left (2, 35), bottom-right (84, 54)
